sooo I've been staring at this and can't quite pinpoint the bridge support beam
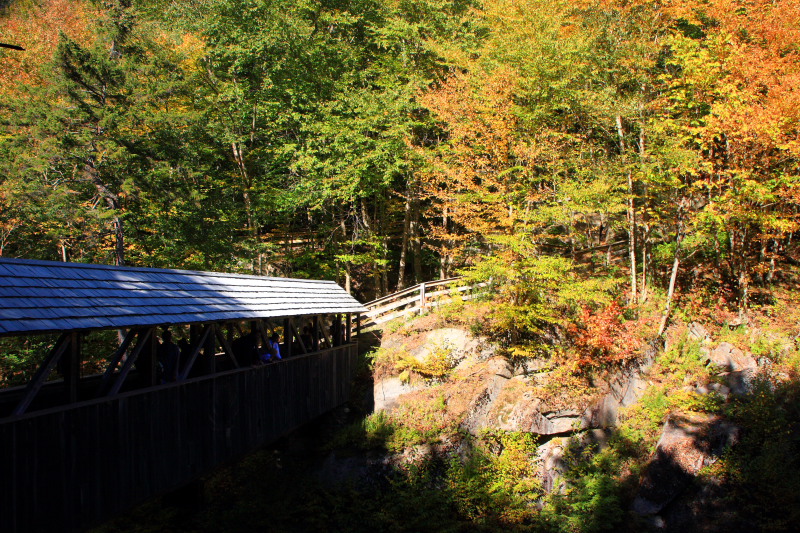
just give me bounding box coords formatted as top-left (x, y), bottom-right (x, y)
top-left (180, 325), bottom-right (211, 380)
top-left (108, 328), bottom-right (154, 396)
top-left (12, 333), bottom-right (71, 416)
top-left (97, 329), bottom-right (138, 397)
top-left (283, 318), bottom-right (292, 358)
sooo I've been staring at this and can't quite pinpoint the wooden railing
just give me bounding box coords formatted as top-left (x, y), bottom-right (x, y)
top-left (362, 277), bottom-right (488, 328)
top-left (0, 344), bottom-right (358, 533)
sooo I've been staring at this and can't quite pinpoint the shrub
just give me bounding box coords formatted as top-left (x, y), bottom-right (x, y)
top-left (569, 302), bottom-right (643, 369)
top-left (396, 341), bottom-right (457, 384)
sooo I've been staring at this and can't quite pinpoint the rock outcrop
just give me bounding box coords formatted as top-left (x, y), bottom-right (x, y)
top-left (632, 413), bottom-right (740, 517)
top-left (374, 327), bottom-right (498, 413)
top-left (460, 358), bottom-right (514, 434)
top-left (374, 322), bottom-right (762, 508)
top-left (376, 326), bottom-right (658, 461)
top-left (704, 342), bottom-right (759, 395)
top-left (374, 377), bottom-right (426, 412)
top-left (536, 429), bottom-right (613, 493)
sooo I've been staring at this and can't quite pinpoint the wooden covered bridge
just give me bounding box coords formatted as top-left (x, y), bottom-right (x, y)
top-left (0, 258), bottom-right (366, 532)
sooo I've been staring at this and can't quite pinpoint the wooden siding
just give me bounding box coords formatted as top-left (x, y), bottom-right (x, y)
top-left (0, 344), bottom-right (358, 533)
top-left (0, 258), bottom-right (365, 336)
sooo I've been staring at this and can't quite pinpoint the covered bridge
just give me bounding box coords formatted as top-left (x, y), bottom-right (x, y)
top-left (0, 258), bottom-right (366, 532)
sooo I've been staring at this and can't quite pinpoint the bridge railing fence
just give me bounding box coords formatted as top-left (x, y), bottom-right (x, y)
top-left (362, 277), bottom-right (489, 328)
top-left (0, 342), bottom-right (359, 533)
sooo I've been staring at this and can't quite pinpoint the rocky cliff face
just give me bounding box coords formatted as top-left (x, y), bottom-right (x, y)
top-left (369, 318), bottom-right (775, 531)
top-left (374, 324), bottom-right (658, 437)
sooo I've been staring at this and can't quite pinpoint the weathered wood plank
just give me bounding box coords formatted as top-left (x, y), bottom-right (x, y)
top-left (1, 339), bottom-right (358, 533)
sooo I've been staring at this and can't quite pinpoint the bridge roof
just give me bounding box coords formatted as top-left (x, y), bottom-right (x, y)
top-left (0, 258), bottom-right (366, 336)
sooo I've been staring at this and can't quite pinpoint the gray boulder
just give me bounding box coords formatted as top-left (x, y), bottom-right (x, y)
top-left (537, 438), bottom-right (567, 493)
top-left (513, 357), bottom-right (550, 376)
top-left (722, 369), bottom-right (758, 395)
top-left (532, 409), bottom-right (588, 435)
top-left (537, 429), bottom-right (613, 494)
top-left (460, 369), bottom-right (512, 435)
top-left (584, 366), bottom-right (651, 428)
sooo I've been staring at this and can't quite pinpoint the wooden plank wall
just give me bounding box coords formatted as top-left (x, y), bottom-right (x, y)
top-left (0, 344), bottom-right (358, 533)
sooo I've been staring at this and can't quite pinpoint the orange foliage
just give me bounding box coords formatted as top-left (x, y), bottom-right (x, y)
top-left (660, 0), bottom-right (800, 159)
top-left (418, 67), bottom-right (521, 263)
top-left (0, 0), bottom-right (98, 93)
top-left (710, 2), bottom-right (800, 158)
top-left (570, 302), bottom-right (643, 368)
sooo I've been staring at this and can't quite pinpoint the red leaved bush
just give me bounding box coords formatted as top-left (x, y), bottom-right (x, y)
top-left (569, 302), bottom-right (643, 369)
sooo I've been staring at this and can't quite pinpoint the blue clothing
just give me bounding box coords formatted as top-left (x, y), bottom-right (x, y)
top-left (260, 340), bottom-right (282, 362)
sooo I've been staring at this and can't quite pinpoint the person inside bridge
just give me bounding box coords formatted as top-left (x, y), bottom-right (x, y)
top-left (299, 325), bottom-right (313, 352)
top-left (157, 330), bottom-right (181, 382)
top-left (268, 333), bottom-right (282, 360)
top-left (259, 332), bottom-right (282, 362)
top-left (233, 330), bottom-right (260, 366)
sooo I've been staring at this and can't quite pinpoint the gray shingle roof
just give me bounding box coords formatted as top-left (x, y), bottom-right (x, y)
top-left (0, 258), bottom-right (366, 336)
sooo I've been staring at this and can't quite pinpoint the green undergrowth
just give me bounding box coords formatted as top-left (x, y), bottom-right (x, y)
top-left (370, 341), bottom-right (458, 385)
top-left (96, 424), bottom-right (551, 533)
top-left (325, 404), bottom-right (647, 532)
top-left (540, 433), bottom-right (647, 533)
top-left (716, 378), bottom-right (800, 530)
top-left (619, 332), bottom-right (722, 448)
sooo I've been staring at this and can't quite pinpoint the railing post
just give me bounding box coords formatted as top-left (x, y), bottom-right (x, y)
top-left (313, 315), bottom-right (320, 351)
top-left (283, 317), bottom-right (292, 358)
top-left (419, 281), bottom-right (426, 314)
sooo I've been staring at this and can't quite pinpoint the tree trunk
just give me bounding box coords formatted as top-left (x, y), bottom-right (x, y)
top-left (616, 115), bottom-right (636, 301)
top-left (397, 194), bottom-right (411, 291)
top-left (381, 239), bottom-right (389, 295)
top-left (658, 200), bottom-right (686, 336)
top-left (639, 174), bottom-right (650, 303)
top-left (440, 205), bottom-right (449, 279)
top-left (84, 160), bottom-right (124, 265)
top-left (640, 222), bottom-right (650, 303)
top-left (626, 170), bottom-right (637, 301)
top-left (657, 237), bottom-right (681, 337)
top-left (231, 142), bottom-right (255, 236)
top-left (340, 218), bottom-right (352, 295)
top-left (767, 239), bottom-right (778, 284)
top-left (411, 194), bottom-right (422, 284)
top-left (638, 109), bottom-right (648, 303)
top-left (736, 227), bottom-right (749, 314)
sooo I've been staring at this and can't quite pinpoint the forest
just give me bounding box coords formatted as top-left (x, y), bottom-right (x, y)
top-left (3, 0), bottom-right (800, 531)
top-left (1, 0), bottom-right (797, 309)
